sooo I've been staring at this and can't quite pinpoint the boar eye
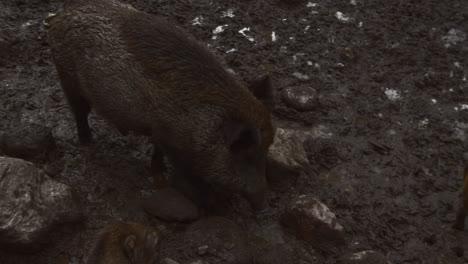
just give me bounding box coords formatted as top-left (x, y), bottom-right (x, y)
top-left (230, 129), bottom-right (259, 151)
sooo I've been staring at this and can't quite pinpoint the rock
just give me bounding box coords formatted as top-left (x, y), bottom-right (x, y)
top-left (268, 128), bottom-right (309, 171)
top-left (162, 258), bottom-right (180, 264)
top-left (267, 128), bottom-right (310, 191)
top-left (281, 195), bottom-right (344, 248)
top-left (441, 28), bottom-right (466, 48)
top-left (159, 217), bottom-right (251, 264)
top-left (0, 123), bottom-right (55, 159)
top-left (338, 250), bottom-right (391, 264)
top-left (0, 156), bottom-right (82, 252)
top-left (198, 245), bottom-right (209, 255)
top-left (189, 261), bottom-right (205, 264)
top-left (142, 187), bottom-right (199, 222)
top-left (281, 86), bottom-right (316, 111)
top-left (267, 128), bottom-right (309, 190)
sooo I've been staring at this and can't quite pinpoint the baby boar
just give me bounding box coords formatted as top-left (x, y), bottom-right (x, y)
top-left (86, 222), bottom-right (160, 264)
top-left (454, 158), bottom-right (468, 230)
top-left (47, 0), bottom-right (275, 210)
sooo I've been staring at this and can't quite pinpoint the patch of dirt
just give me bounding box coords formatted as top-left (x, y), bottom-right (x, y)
top-left (0, 0), bottom-right (467, 263)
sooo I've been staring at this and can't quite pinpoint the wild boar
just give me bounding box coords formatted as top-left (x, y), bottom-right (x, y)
top-left (47, 0), bottom-right (275, 210)
top-left (86, 222), bottom-right (160, 264)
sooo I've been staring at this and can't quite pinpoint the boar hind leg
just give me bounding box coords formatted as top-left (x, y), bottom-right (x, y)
top-left (57, 70), bottom-right (92, 144)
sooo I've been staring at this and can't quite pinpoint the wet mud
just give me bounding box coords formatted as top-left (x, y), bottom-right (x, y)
top-left (0, 0), bottom-right (467, 263)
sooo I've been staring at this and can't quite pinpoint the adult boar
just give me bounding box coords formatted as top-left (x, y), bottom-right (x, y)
top-left (48, 0), bottom-right (275, 210)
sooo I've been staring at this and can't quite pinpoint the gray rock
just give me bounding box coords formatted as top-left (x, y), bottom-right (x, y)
top-left (188, 261), bottom-right (205, 264)
top-left (198, 245), bottom-right (209, 255)
top-left (267, 128), bottom-right (310, 190)
top-left (268, 128), bottom-right (309, 171)
top-left (162, 258), bottom-right (179, 264)
top-left (0, 123), bottom-right (55, 159)
top-left (162, 258), bottom-right (180, 264)
top-left (281, 86), bottom-right (316, 111)
top-left (0, 156), bottom-right (82, 252)
top-left (281, 195), bottom-right (344, 248)
top-left (142, 187), bottom-right (199, 222)
top-left (338, 250), bottom-right (391, 264)
top-left (159, 217), bottom-right (251, 264)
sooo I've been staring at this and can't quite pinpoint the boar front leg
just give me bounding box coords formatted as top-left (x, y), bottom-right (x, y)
top-left (56, 69), bottom-right (92, 144)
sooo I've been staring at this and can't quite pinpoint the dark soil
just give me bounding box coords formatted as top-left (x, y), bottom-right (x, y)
top-left (1, 0), bottom-right (467, 263)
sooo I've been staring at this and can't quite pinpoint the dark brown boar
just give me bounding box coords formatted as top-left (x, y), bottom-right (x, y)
top-left (47, 0), bottom-right (275, 210)
top-left (454, 159), bottom-right (468, 230)
top-left (86, 222), bottom-right (160, 264)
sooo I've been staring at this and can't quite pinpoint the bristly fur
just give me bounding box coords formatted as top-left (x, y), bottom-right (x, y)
top-left (48, 0), bottom-right (275, 210)
top-left (85, 222), bottom-right (160, 264)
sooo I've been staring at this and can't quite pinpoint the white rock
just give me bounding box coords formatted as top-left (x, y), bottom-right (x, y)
top-left (281, 195), bottom-right (344, 246)
top-left (281, 86), bottom-right (316, 111)
top-left (441, 29), bottom-right (466, 48)
top-left (268, 128), bottom-right (309, 171)
top-left (0, 157), bottom-right (82, 252)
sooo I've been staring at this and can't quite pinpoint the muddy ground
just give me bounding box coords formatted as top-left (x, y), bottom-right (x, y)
top-left (1, 0), bottom-right (468, 263)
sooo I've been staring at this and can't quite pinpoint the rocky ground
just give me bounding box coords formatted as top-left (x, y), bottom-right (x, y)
top-left (0, 0), bottom-right (467, 263)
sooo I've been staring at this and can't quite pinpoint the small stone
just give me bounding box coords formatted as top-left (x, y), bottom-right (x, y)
top-left (281, 86), bottom-right (316, 111)
top-left (0, 123), bottom-right (55, 159)
top-left (281, 195), bottom-right (344, 247)
top-left (142, 187), bottom-right (199, 222)
top-left (338, 250), bottom-right (391, 264)
top-left (0, 156), bottom-right (82, 252)
top-left (162, 258), bottom-right (180, 264)
top-left (441, 28), bottom-right (466, 48)
top-left (335, 11), bottom-right (354, 23)
top-left (198, 245), bottom-right (209, 255)
top-left (340, 47), bottom-right (357, 61)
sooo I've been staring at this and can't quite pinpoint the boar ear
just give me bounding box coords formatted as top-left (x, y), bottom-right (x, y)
top-left (225, 120), bottom-right (260, 151)
top-left (248, 75), bottom-right (274, 109)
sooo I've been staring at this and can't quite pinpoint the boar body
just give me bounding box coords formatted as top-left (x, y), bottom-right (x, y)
top-left (48, 0), bottom-right (275, 209)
